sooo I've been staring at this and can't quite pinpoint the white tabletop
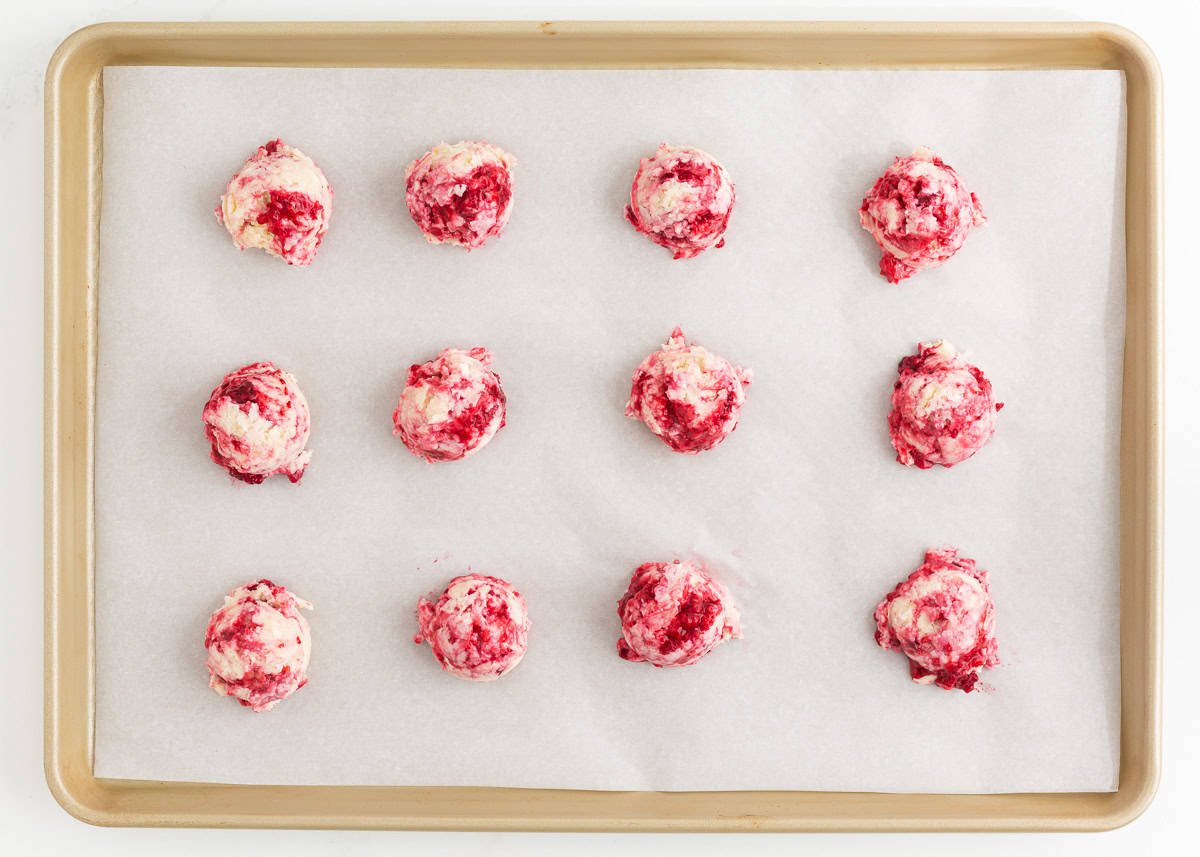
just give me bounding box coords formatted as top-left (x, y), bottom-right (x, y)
top-left (2, 1), bottom-right (1194, 854)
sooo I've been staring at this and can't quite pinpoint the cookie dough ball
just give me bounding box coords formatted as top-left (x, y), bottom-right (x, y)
top-left (624, 144), bottom-right (735, 259)
top-left (392, 347), bottom-right (506, 463)
top-left (626, 328), bottom-right (752, 454)
top-left (215, 139), bottom-right (332, 266)
top-left (203, 361), bottom-right (313, 484)
top-left (874, 548), bottom-right (999, 692)
top-left (204, 579), bottom-right (312, 711)
top-left (617, 560), bottom-right (741, 668)
top-left (859, 147), bottom-right (985, 284)
top-left (889, 340), bottom-right (1002, 469)
top-left (404, 141), bottom-right (515, 249)
top-left (414, 574), bottom-right (530, 681)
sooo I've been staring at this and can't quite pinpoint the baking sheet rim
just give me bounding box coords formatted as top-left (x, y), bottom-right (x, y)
top-left (43, 19), bottom-right (1163, 832)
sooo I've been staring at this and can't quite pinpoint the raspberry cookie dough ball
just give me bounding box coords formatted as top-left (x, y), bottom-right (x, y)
top-left (414, 574), bottom-right (530, 681)
top-left (617, 560), bottom-right (741, 668)
top-left (392, 347), bottom-right (506, 463)
top-left (404, 141), bottom-right (515, 249)
top-left (874, 548), bottom-right (999, 693)
top-left (215, 139), bottom-right (332, 266)
top-left (889, 340), bottom-right (1002, 469)
top-left (626, 328), bottom-right (752, 454)
top-left (204, 579), bottom-right (312, 712)
top-left (859, 147), bottom-right (985, 284)
top-left (203, 361), bottom-right (313, 484)
top-left (624, 144), bottom-right (735, 259)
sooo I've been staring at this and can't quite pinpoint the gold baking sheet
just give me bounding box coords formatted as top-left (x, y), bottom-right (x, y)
top-left (44, 21), bottom-right (1162, 831)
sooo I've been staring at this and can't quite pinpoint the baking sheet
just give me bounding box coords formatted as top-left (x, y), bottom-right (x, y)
top-left (94, 66), bottom-right (1125, 793)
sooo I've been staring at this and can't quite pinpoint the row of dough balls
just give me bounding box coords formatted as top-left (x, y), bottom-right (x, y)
top-left (201, 332), bottom-right (1002, 484)
top-left (206, 546), bottom-right (999, 713)
top-left (215, 138), bottom-right (985, 280)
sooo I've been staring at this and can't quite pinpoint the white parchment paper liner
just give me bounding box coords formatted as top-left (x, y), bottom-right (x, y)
top-left (95, 67), bottom-right (1125, 792)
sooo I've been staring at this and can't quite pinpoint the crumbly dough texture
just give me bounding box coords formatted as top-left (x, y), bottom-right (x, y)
top-left (626, 327), bottom-right (752, 454)
top-left (874, 548), bottom-right (999, 692)
top-left (215, 139), bottom-right (332, 266)
top-left (617, 560), bottom-right (742, 668)
top-left (624, 144), bottom-right (735, 259)
top-left (859, 147), bottom-right (985, 284)
top-left (202, 361), bottom-right (312, 484)
top-left (204, 579), bottom-right (313, 712)
top-left (414, 574), bottom-right (531, 681)
top-left (404, 141), bottom-right (515, 249)
top-left (392, 347), bottom-right (507, 463)
top-left (888, 339), bottom-right (1002, 469)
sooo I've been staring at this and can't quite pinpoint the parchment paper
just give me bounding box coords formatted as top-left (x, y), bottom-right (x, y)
top-left (94, 67), bottom-right (1125, 792)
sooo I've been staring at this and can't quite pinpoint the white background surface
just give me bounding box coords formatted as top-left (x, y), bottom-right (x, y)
top-left (92, 65), bottom-right (1125, 793)
top-left (0, 0), bottom-right (1193, 853)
